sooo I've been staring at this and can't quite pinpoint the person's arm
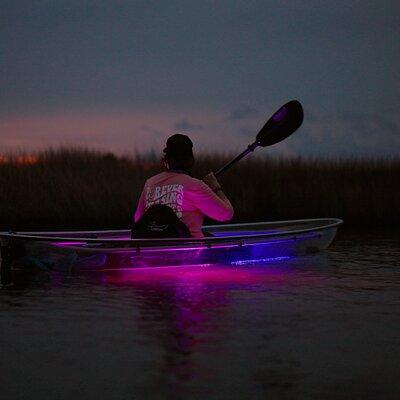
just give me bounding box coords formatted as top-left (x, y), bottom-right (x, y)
top-left (189, 173), bottom-right (233, 221)
top-left (134, 186), bottom-right (146, 223)
top-left (203, 172), bottom-right (232, 205)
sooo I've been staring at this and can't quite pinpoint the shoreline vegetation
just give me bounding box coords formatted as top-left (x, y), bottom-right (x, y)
top-left (0, 148), bottom-right (398, 231)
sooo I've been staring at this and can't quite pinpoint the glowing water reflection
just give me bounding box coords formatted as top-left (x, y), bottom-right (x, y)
top-left (2, 238), bottom-right (399, 399)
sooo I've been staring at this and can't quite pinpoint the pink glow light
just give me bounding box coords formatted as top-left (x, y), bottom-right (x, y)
top-left (100, 263), bottom-right (297, 286)
top-left (52, 241), bottom-right (88, 246)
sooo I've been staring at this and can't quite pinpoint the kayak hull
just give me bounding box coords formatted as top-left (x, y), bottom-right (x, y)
top-left (0, 219), bottom-right (342, 275)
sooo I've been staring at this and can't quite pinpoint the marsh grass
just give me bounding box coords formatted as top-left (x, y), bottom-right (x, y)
top-left (0, 148), bottom-right (398, 230)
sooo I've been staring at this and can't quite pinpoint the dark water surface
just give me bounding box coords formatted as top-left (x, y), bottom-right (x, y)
top-left (1, 234), bottom-right (399, 399)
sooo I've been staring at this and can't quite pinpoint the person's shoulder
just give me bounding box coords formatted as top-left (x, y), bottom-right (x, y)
top-left (146, 171), bottom-right (167, 185)
top-left (188, 176), bottom-right (205, 185)
top-left (185, 176), bottom-right (211, 191)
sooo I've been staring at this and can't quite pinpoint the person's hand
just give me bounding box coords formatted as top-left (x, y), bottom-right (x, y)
top-left (203, 172), bottom-right (221, 191)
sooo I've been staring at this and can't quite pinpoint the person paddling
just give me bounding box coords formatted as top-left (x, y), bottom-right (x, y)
top-left (133, 134), bottom-right (234, 238)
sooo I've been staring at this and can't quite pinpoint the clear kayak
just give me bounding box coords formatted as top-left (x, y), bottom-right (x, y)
top-left (0, 219), bottom-right (342, 279)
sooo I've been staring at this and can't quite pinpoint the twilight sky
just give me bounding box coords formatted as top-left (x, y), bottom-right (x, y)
top-left (1, 0), bottom-right (399, 156)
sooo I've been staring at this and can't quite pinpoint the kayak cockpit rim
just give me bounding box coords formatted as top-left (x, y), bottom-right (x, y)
top-left (0, 218), bottom-right (343, 247)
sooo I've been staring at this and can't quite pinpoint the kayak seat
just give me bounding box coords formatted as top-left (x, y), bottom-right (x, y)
top-left (131, 204), bottom-right (192, 239)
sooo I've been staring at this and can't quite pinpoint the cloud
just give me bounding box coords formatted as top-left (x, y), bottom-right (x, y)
top-left (281, 111), bottom-right (400, 157)
top-left (340, 111), bottom-right (399, 139)
top-left (141, 125), bottom-right (167, 137)
top-left (0, 107), bottom-right (398, 157)
top-left (238, 127), bottom-right (255, 138)
top-left (172, 120), bottom-right (204, 131)
top-left (229, 106), bottom-right (259, 121)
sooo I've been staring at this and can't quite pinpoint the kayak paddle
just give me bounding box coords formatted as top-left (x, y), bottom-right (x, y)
top-left (214, 100), bottom-right (304, 177)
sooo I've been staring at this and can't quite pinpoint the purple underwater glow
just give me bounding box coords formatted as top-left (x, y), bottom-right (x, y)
top-left (30, 226), bottom-right (332, 274)
top-left (230, 256), bottom-right (292, 266)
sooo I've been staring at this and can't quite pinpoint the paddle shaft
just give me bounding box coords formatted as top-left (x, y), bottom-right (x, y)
top-left (213, 100), bottom-right (303, 178)
top-left (214, 142), bottom-right (259, 177)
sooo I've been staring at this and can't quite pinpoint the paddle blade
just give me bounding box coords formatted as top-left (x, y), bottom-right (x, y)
top-left (256, 100), bottom-right (304, 147)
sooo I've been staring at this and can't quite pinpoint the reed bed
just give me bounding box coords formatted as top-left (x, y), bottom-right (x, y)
top-left (0, 148), bottom-right (398, 231)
